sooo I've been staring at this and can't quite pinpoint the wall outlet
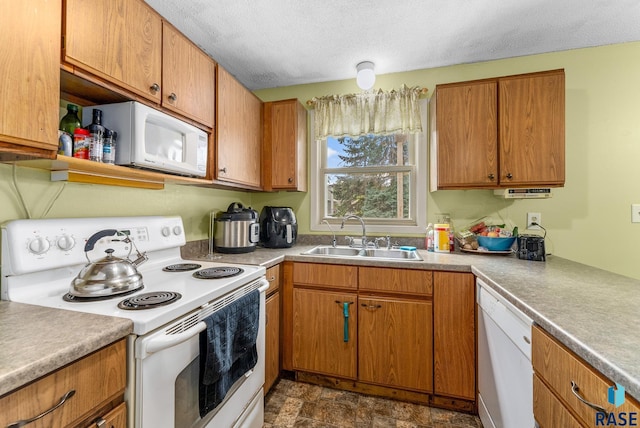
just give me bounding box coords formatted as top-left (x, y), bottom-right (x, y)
top-left (632, 204), bottom-right (640, 223)
top-left (527, 212), bottom-right (542, 229)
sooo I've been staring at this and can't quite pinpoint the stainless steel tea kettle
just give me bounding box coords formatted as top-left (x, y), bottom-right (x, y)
top-left (69, 229), bottom-right (148, 297)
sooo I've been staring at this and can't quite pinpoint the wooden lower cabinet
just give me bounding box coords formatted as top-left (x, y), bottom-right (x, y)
top-left (292, 288), bottom-right (357, 379)
top-left (358, 296), bottom-right (433, 392)
top-left (433, 272), bottom-right (476, 400)
top-left (0, 339), bottom-right (126, 428)
top-left (86, 402), bottom-right (127, 428)
top-left (265, 290), bottom-right (281, 393)
top-left (532, 325), bottom-right (640, 427)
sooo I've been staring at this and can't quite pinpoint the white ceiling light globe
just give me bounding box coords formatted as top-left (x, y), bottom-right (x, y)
top-left (356, 61), bottom-right (375, 90)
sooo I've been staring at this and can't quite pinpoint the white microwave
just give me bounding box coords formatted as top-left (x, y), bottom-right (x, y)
top-left (82, 101), bottom-right (208, 177)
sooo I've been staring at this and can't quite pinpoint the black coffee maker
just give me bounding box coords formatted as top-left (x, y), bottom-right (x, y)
top-left (259, 206), bottom-right (297, 248)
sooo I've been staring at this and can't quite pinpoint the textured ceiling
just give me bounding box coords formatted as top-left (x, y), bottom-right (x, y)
top-left (145, 0), bottom-right (640, 90)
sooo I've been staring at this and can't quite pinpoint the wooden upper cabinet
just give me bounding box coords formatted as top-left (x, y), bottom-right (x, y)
top-left (162, 23), bottom-right (216, 128)
top-left (499, 71), bottom-right (565, 186)
top-left (216, 66), bottom-right (262, 188)
top-left (263, 99), bottom-right (308, 191)
top-left (430, 69), bottom-right (565, 190)
top-left (0, 0), bottom-right (60, 159)
top-left (64, 0), bottom-right (163, 102)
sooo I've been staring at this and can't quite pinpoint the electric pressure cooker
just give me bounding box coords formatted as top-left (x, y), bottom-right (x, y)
top-left (214, 202), bottom-right (260, 253)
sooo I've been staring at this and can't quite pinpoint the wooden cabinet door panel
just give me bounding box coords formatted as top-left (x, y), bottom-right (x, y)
top-left (0, 0), bottom-right (60, 153)
top-left (358, 297), bottom-right (433, 391)
top-left (433, 81), bottom-right (498, 188)
top-left (293, 263), bottom-right (357, 289)
top-left (499, 70), bottom-right (565, 186)
top-left (533, 375), bottom-right (583, 428)
top-left (265, 291), bottom-right (280, 393)
top-left (292, 289), bottom-right (357, 379)
top-left (359, 267), bottom-right (432, 296)
top-left (64, 0), bottom-right (162, 102)
top-left (433, 272), bottom-right (476, 399)
top-left (216, 66), bottom-right (262, 187)
top-left (162, 23), bottom-right (216, 127)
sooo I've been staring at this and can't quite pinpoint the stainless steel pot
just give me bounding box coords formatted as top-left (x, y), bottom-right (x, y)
top-left (70, 229), bottom-right (148, 297)
top-left (214, 202), bottom-right (259, 253)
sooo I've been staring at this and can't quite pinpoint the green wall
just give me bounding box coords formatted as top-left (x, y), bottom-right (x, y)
top-left (2, 41), bottom-right (639, 280)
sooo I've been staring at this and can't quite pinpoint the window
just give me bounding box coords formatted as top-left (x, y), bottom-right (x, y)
top-left (310, 100), bottom-right (427, 234)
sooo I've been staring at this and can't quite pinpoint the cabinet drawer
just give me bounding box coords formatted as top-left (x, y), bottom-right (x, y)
top-left (532, 326), bottom-right (640, 426)
top-left (87, 402), bottom-right (127, 428)
top-left (359, 267), bottom-right (432, 295)
top-left (533, 374), bottom-right (582, 428)
top-left (293, 262), bottom-right (357, 289)
top-left (266, 264), bottom-right (281, 295)
top-left (0, 339), bottom-right (126, 428)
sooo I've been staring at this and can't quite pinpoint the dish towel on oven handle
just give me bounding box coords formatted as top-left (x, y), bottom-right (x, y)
top-left (199, 289), bottom-right (260, 417)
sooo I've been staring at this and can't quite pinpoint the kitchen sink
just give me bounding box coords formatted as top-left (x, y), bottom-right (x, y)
top-left (301, 246), bottom-right (423, 261)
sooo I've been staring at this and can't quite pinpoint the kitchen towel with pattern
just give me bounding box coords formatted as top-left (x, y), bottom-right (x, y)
top-left (199, 289), bottom-right (260, 417)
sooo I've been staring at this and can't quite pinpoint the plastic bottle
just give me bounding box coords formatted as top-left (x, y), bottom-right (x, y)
top-left (434, 223), bottom-right (450, 253)
top-left (87, 109), bottom-right (105, 162)
top-left (426, 223), bottom-right (434, 252)
top-left (102, 129), bottom-right (117, 164)
top-left (73, 128), bottom-right (90, 159)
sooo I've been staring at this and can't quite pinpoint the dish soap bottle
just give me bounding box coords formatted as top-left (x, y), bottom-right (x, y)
top-left (426, 223), bottom-right (434, 252)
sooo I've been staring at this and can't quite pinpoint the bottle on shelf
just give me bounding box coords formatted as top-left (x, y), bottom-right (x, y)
top-left (59, 104), bottom-right (82, 157)
top-left (102, 129), bottom-right (117, 164)
top-left (87, 109), bottom-right (105, 162)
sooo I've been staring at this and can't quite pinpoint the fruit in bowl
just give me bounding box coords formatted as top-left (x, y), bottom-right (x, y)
top-left (476, 235), bottom-right (517, 251)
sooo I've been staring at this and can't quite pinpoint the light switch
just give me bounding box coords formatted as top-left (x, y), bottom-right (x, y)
top-left (632, 204), bottom-right (640, 223)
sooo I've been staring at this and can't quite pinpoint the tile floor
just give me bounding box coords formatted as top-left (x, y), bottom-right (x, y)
top-left (264, 379), bottom-right (483, 428)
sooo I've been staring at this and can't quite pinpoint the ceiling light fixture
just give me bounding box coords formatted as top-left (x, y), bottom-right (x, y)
top-left (356, 61), bottom-right (375, 90)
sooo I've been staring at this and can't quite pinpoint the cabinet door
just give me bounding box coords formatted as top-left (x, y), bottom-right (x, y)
top-left (0, 0), bottom-right (60, 157)
top-left (292, 288), bottom-right (357, 379)
top-left (265, 291), bottom-right (280, 393)
top-left (358, 296), bottom-right (433, 392)
top-left (216, 66), bottom-right (262, 187)
top-left (499, 70), bottom-right (565, 186)
top-left (88, 402), bottom-right (127, 428)
top-left (162, 23), bottom-right (216, 128)
top-left (263, 99), bottom-right (308, 191)
top-left (533, 375), bottom-right (583, 428)
top-left (64, 0), bottom-right (162, 102)
top-left (433, 272), bottom-right (476, 399)
top-left (430, 80), bottom-right (498, 189)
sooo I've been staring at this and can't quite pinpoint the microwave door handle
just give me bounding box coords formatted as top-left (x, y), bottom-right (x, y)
top-left (144, 321), bottom-right (207, 355)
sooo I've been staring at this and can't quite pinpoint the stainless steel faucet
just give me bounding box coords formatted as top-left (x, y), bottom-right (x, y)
top-left (322, 220), bottom-right (337, 248)
top-left (341, 215), bottom-right (366, 248)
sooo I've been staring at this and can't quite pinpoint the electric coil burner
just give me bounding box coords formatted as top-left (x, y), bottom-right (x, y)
top-left (118, 291), bottom-right (182, 310)
top-left (63, 287), bottom-right (142, 302)
top-left (193, 266), bottom-right (244, 280)
top-left (162, 263), bottom-right (202, 272)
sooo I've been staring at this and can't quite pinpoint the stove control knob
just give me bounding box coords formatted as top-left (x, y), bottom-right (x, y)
top-left (28, 237), bottom-right (50, 255)
top-left (161, 226), bottom-right (171, 237)
top-left (56, 235), bottom-right (75, 251)
top-left (173, 225), bottom-right (182, 236)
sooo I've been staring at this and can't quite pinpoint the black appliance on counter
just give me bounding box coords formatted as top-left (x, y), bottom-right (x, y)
top-left (517, 234), bottom-right (546, 261)
top-left (259, 206), bottom-right (297, 248)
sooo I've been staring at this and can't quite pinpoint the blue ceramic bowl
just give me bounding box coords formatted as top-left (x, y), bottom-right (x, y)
top-left (476, 236), bottom-right (516, 251)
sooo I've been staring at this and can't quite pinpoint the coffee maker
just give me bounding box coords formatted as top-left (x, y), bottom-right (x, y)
top-left (259, 206), bottom-right (298, 248)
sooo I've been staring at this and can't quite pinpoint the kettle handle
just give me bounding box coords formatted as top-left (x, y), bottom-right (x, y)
top-left (84, 229), bottom-right (118, 252)
top-left (226, 202), bottom-right (244, 213)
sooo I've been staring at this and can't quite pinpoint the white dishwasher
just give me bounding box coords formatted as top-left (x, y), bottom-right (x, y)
top-left (477, 278), bottom-right (535, 428)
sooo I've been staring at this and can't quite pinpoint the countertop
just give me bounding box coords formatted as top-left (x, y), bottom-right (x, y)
top-left (186, 244), bottom-right (640, 401)
top-left (0, 302), bottom-right (132, 397)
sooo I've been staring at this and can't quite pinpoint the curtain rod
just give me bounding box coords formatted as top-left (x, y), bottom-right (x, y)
top-left (306, 86), bottom-right (429, 107)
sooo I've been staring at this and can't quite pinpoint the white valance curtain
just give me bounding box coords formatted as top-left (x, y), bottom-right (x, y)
top-left (312, 85), bottom-right (423, 140)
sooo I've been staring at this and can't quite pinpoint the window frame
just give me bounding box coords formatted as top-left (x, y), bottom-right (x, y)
top-left (310, 99), bottom-right (428, 234)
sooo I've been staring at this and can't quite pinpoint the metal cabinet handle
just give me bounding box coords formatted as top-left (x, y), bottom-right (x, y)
top-left (361, 303), bottom-right (382, 310)
top-left (94, 417), bottom-right (106, 427)
top-left (219, 167), bottom-right (227, 174)
top-left (571, 381), bottom-right (608, 415)
top-left (269, 276), bottom-right (276, 281)
top-left (488, 173), bottom-right (495, 180)
top-left (7, 389), bottom-right (76, 428)
top-left (288, 177), bottom-right (294, 183)
top-left (149, 83), bottom-right (160, 93)
top-left (168, 92), bottom-right (177, 102)
top-left (506, 172), bottom-right (513, 179)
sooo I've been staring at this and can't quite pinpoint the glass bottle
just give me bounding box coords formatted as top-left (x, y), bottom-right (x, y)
top-left (102, 129), bottom-right (117, 164)
top-left (59, 104), bottom-right (81, 135)
top-left (87, 109), bottom-right (105, 162)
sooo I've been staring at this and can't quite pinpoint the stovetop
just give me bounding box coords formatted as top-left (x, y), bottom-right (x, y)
top-left (1, 216), bottom-right (265, 335)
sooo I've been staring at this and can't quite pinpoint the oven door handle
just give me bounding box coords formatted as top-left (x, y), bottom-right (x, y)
top-left (144, 321), bottom-right (207, 356)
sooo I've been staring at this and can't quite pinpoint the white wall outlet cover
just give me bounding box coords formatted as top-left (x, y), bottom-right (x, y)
top-left (632, 204), bottom-right (640, 223)
top-left (527, 212), bottom-right (542, 229)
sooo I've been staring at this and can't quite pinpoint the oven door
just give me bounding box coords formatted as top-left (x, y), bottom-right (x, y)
top-left (132, 280), bottom-right (267, 428)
